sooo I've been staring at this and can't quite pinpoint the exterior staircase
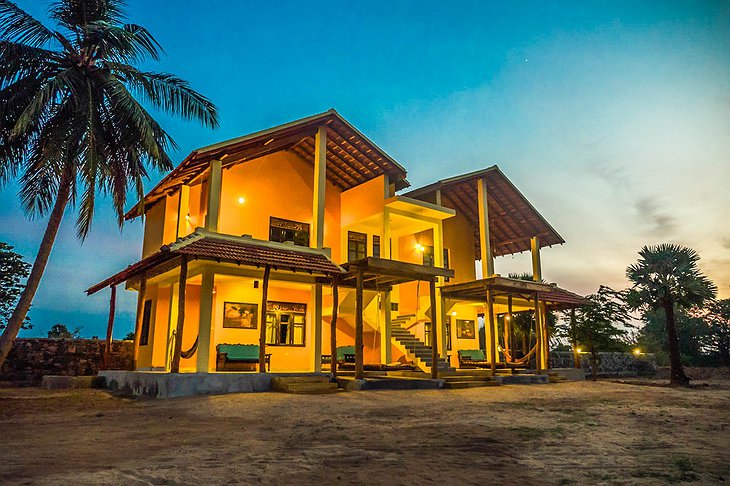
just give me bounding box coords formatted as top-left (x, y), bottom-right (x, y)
top-left (271, 376), bottom-right (339, 394)
top-left (391, 316), bottom-right (453, 373)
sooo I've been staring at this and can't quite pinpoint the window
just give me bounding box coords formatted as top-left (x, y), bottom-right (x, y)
top-left (348, 231), bottom-right (367, 262)
top-left (422, 245), bottom-right (435, 267)
top-left (372, 235), bottom-right (381, 258)
top-left (390, 302), bottom-right (399, 312)
top-left (445, 316), bottom-right (452, 351)
top-left (139, 300), bottom-right (152, 346)
top-left (269, 217), bottom-right (309, 247)
top-left (424, 322), bottom-right (432, 348)
top-left (265, 301), bottom-right (306, 346)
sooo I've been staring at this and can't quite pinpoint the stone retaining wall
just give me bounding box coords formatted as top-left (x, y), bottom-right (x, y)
top-left (550, 351), bottom-right (657, 377)
top-left (0, 338), bottom-right (133, 383)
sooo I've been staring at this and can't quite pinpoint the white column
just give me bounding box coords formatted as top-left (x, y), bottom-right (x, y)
top-left (380, 291), bottom-right (392, 363)
top-left (312, 126), bottom-right (327, 248)
top-left (477, 177), bottom-right (494, 277)
top-left (197, 269), bottom-right (215, 372)
top-left (176, 185), bottom-right (190, 239)
top-left (531, 236), bottom-right (542, 282)
top-left (382, 207), bottom-right (391, 259)
top-left (313, 284), bottom-right (323, 372)
top-left (205, 159), bottom-right (222, 231)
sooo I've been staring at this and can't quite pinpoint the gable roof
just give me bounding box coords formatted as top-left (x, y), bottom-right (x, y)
top-left (404, 166), bottom-right (564, 257)
top-left (125, 109), bottom-right (410, 220)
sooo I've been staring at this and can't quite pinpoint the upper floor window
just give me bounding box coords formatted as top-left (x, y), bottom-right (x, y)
top-left (443, 248), bottom-right (451, 282)
top-left (269, 217), bottom-right (309, 247)
top-left (422, 245), bottom-right (435, 267)
top-left (372, 235), bottom-right (381, 258)
top-left (348, 231), bottom-right (367, 262)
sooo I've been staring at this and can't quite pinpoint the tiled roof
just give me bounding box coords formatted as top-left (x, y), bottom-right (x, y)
top-left (169, 232), bottom-right (344, 275)
top-left (87, 230), bottom-right (343, 295)
top-left (541, 287), bottom-right (586, 308)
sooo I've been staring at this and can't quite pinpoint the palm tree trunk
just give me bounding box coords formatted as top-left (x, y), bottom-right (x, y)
top-left (0, 179), bottom-right (71, 368)
top-left (663, 298), bottom-right (690, 386)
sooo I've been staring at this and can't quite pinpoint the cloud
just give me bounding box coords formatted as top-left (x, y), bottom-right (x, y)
top-left (633, 197), bottom-right (676, 236)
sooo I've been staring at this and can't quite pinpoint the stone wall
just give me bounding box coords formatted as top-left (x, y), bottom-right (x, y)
top-left (551, 351), bottom-right (657, 377)
top-left (0, 338), bottom-right (133, 383)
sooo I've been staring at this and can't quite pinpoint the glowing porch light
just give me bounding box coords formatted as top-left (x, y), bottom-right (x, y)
top-left (237, 197), bottom-right (246, 204)
top-left (415, 243), bottom-right (425, 252)
top-left (185, 213), bottom-right (190, 221)
top-left (451, 311), bottom-right (457, 316)
top-left (633, 348), bottom-right (642, 355)
top-left (576, 347), bottom-right (582, 354)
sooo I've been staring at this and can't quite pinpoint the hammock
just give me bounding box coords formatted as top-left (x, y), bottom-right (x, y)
top-left (180, 335), bottom-right (199, 359)
top-left (503, 344), bottom-right (537, 366)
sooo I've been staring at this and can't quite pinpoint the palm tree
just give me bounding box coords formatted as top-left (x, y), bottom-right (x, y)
top-left (626, 244), bottom-right (716, 386)
top-left (0, 0), bottom-right (218, 367)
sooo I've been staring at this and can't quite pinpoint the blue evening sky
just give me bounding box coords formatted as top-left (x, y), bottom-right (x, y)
top-left (4, 0), bottom-right (729, 338)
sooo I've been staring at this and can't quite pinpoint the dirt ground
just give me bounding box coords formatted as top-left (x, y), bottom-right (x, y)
top-left (1, 379), bottom-right (729, 485)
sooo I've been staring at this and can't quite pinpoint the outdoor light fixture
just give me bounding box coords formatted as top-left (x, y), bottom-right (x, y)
top-left (633, 348), bottom-right (642, 355)
top-left (238, 197), bottom-right (245, 204)
top-left (415, 243), bottom-right (425, 252)
top-left (576, 347), bottom-right (583, 354)
top-left (185, 213), bottom-right (190, 221)
top-left (451, 311), bottom-right (457, 316)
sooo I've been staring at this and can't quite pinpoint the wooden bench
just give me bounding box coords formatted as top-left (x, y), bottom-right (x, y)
top-left (216, 344), bottom-right (271, 372)
top-left (321, 346), bottom-right (356, 370)
top-left (458, 349), bottom-right (491, 369)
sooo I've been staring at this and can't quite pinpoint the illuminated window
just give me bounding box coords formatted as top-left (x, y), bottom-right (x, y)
top-left (348, 231), bottom-right (367, 262)
top-left (422, 245), bottom-right (435, 267)
top-left (269, 217), bottom-right (309, 247)
top-left (265, 302), bottom-right (306, 346)
top-left (424, 322), bottom-right (432, 347)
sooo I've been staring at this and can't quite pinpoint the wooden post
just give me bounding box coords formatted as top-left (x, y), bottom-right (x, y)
top-left (506, 295), bottom-right (513, 362)
top-left (570, 308), bottom-right (580, 369)
top-left (477, 177), bottom-right (494, 277)
top-left (312, 125), bottom-right (327, 248)
top-left (534, 293), bottom-right (542, 373)
top-left (330, 281), bottom-right (339, 381)
top-left (541, 302), bottom-right (550, 370)
top-left (170, 258), bottom-right (187, 373)
top-left (531, 236), bottom-right (542, 282)
top-left (104, 285), bottom-right (116, 368)
top-left (486, 289), bottom-right (497, 374)
top-left (429, 279), bottom-right (439, 379)
top-left (382, 291), bottom-right (392, 363)
top-left (132, 275), bottom-right (147, 370)
top-left (259, 265), bottom-right (271, 372)
top-left (355, 269), bottom-right (364, 380)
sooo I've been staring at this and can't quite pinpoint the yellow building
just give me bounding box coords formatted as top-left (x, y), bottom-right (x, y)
top-left (88, 110), bottom-right (583, 379)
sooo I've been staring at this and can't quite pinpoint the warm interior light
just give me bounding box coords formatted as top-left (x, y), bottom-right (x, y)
top-left (415, 243), bottom-right (425, 252)
top-left (451, 311), bottom-right (457, 316)
top-left (185, 213), bottom-right (190, 221)
top-left (237, 197), bottom-right (245, 204)
top-left (504, 315), bottom-right (510, 321)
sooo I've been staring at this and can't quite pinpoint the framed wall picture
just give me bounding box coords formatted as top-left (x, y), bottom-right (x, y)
top-left (223, 302), bottom-right (258, 329)
top-left (456, 319), bottom-right (476, 339)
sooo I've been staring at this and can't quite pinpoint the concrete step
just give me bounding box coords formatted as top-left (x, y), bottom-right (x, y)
top-left (444, 380), bottom-right (500, 389)
top-left (277, 382), bottom-right (340, 394)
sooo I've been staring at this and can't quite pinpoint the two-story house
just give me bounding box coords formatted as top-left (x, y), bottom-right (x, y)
top-left (88, 110), bottom-right (583, 380)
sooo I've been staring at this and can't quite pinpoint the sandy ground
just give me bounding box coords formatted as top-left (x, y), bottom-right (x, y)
top-left (1, 380), bottom-right (729, 485)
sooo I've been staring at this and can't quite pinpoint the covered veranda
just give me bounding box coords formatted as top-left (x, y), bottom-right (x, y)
top-left (320, 257), bottom-right (454, 380)
top-left (441, 275), bottom-right (584, 373)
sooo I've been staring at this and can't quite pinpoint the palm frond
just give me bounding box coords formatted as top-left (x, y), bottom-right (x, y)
top-left (0, 0), bottom-right (54, 47)
top-left (111, 64), bottom-right (219, 128)
top-left (87, 22), bottom-right (161, 62)
top-left (50, 0), bottom-right (125, 31)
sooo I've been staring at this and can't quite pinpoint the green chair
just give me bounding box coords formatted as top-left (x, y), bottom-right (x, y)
top-left (216, 344), bottom-right (271, 371)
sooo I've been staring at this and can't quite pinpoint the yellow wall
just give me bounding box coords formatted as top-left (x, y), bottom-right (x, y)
top-left (217, 151), bottom-right (342, 259)
top-left (340, 175), bottom-right (386, 227)
top-left (141, 201), bottom-right (165, 258)
top-left (443, 210), bottom-right (476, 283)
top-left (212, 276), bottom-right (314, 372)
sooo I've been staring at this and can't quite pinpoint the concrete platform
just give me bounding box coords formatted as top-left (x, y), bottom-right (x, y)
top-left (337, 376), bottom-right (444, 391)
top-left (492, 374), bottom-right (549, 385)
top-left (551, 368), bottom-right (586, 381)
top-left (99, 371), bottom-right (329, 399)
